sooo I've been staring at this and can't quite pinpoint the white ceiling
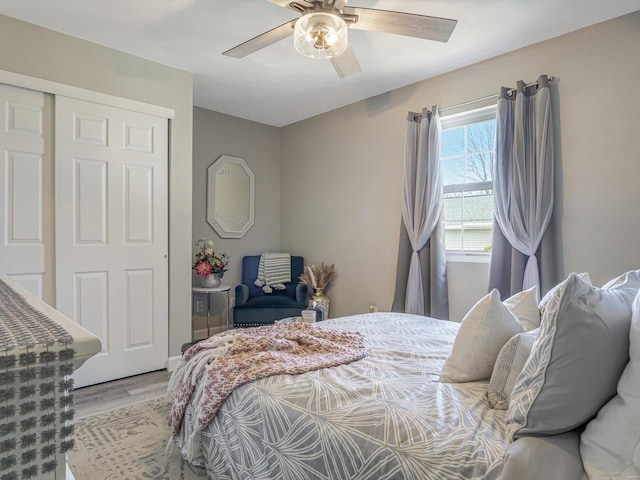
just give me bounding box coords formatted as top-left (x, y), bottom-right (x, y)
top-left (0, 0), bottom-right (638, 126)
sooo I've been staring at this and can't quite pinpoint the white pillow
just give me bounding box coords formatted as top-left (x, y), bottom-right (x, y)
top-left (441, 289), bottom-right (524, 383)
top-left (487, 329), bottom-right (537, 410)
top-left (580, 288), bottom-right (640, 479)
top-left (504, 286), bottom-right (540, 331)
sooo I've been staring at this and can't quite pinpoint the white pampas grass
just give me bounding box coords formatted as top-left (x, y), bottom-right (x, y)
top-left (299, 263), bottom-right (336, 290)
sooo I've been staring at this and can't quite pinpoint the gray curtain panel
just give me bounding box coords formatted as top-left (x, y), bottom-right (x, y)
top-left (489, 218), bottom-right (559, 299)
top-left (392, 107), bottom-right (448, 318)
top-left (490, 74), bottom-right (556, 297)
top-left (392, 215), bottom-right (449, 319)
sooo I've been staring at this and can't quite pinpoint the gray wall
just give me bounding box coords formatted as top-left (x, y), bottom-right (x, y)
top-left (280, 11), bottom-right (640, 319)
top-left (0, 14), bottom-right (193, 356)
top-left (192, 107), bottom-right (281, 295)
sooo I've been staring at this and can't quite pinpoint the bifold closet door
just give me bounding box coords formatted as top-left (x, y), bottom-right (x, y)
top-left (0, 84), bottom-right (53, 303)
top-left (55, 96), bottom-right (169, 388)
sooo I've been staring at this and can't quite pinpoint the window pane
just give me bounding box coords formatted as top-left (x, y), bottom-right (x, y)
top-left (441, 128), bottom-right (464, 156)
top-left (444, 225), bottom-right (463, 251)
top-left (443, 193), bottom-right (463, 250)
top-left (465, 120), bottom-right (495, 184)
top-left (460, 226), bottom-right (493, 252)
top-left (443, 192), bottom-right (462, 223)
top-left (461, 191), bottom-right (493, 252)
top-left (463, 190), bottom-right (493, 223)
top-left (466, 151), bottom-right (494, 183)
top-left (466, 120), bottom-right (495, 150)
top-left (442, 157), bottom-right (465, 186)
top-left (440, 109), bottom-right (496, 252)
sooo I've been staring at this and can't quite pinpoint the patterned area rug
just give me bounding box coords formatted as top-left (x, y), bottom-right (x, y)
top-left (68, 396), bottom-right (207, 480)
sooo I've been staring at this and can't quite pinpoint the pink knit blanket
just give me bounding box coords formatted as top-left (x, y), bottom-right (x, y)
top-left (167, 322), bottom-right (368, 457)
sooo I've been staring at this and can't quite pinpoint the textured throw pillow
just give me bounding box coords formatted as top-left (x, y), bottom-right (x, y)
top-left (441, 289), bottom-right (524, 383)
top-left (487, 329), bottom-right (538, 410)
top-left (507, 271), bottom-right (640, 439)
top-left (504, 286), bottom-right (540, 331)
top-left (580, 289), bottom-right (640, 479)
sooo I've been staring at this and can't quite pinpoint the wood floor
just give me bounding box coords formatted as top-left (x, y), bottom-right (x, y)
top-left (73, 369), bottom-right (171, 419)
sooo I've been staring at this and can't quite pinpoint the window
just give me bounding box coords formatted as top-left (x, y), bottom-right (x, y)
top-left (440, 106), bottom-right (496, 253)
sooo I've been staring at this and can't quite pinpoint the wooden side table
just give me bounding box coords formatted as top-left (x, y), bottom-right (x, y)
top-left (192, 286), bottom-right (231, 341)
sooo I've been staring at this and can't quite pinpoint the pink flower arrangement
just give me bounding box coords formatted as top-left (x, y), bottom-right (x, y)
top-left (193, 238), bottom-right (229, 277)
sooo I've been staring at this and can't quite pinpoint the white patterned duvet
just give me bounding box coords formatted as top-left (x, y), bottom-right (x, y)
top-left (176, 312), bottom-right (511, 479)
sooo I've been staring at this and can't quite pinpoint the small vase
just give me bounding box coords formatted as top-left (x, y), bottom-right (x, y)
top-left (312, 287), bottom-right (325, 299)
top-left (201, 273), bottom-right (221, 288)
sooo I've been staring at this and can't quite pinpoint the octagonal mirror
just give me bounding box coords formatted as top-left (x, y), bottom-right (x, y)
top-left (207, 155), bottom-right (255, 238)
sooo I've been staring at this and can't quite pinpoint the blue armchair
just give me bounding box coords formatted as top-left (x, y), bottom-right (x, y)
top-left (233, 255), bottom-right (309, 327)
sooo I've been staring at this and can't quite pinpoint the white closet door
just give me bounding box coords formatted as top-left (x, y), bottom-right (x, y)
top-left (55, 96), bottom-right (168, 387)
top-left (0, 84), bottom-right (53, 303)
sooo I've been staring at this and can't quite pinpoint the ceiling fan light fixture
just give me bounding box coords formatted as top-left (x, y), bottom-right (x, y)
top-left (294, 12), bottom-right (348, 59)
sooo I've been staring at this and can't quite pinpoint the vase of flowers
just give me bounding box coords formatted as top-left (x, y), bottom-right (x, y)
top-left (193, 238), bottom-right (229, 288)
top-left (299, 263), bottom-right (336, 318)
top-left (201, 273), bottom-right (221, 288)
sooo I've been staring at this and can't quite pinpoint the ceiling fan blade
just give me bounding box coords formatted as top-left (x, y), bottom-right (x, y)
top-left (343, 7), bottom-right (457, 43)
top-left (223, 19), bottom-right (297, 58)
top-left (327, 0), bottom-right (348, 10)
top-left (330, 44), bottom-right (362, 78)
top-left (266, 0), bottom-right (314, 13)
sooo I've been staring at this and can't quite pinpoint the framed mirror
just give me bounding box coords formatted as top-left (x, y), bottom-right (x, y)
top-left (207, 155), bottom-right (255, 238)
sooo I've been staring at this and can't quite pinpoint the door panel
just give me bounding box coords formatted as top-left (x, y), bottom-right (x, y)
top-left (75, 157), bottom-right (108, 244)
top-left (124, 268), bottom-right (154, 348)
top-left (0, 84), bottom-right (53, 303)
top-left (56, 96), bottom-right (168, 387)
top-left (124, 164), bottom-right (154, 243)
top-left (74, 271), bottom-right (110, 354)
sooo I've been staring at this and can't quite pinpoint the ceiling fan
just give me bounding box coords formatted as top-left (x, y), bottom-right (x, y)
top-left (222, 0), bottom-right (457, 78)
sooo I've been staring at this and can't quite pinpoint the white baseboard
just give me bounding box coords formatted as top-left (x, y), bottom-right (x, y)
top-left (166, 355), bottom-right (182, 372)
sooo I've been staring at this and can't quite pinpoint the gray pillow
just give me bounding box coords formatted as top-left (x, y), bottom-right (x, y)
top-left (487, 330), bottom-right (537, 410)
top-left (484, 431), bottom-right (588, 480)
top-left (538, 271), bottom-right (590, 318)
top-left (507, 271), bottom-right (639, 438)
top-left (602, 269), bottom-right (640, 290)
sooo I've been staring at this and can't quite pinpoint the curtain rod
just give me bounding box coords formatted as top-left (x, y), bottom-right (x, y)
top-left (410, 75), bottom-right (555, 121)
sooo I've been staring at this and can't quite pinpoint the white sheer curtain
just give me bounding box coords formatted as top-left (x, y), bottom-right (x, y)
top-left (493, 74), bottom-right (554, 293)
top-left (401, 107), bottom-right (443, 315)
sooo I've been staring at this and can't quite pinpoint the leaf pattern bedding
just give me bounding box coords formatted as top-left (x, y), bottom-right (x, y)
top-left (176, 313), bottom-right (511, 479)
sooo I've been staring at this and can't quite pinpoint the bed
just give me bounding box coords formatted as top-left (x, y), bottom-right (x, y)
top-left (171, 271), bottom-right (640, 480)
top-left (172, 312), bottom-right (512, 479)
